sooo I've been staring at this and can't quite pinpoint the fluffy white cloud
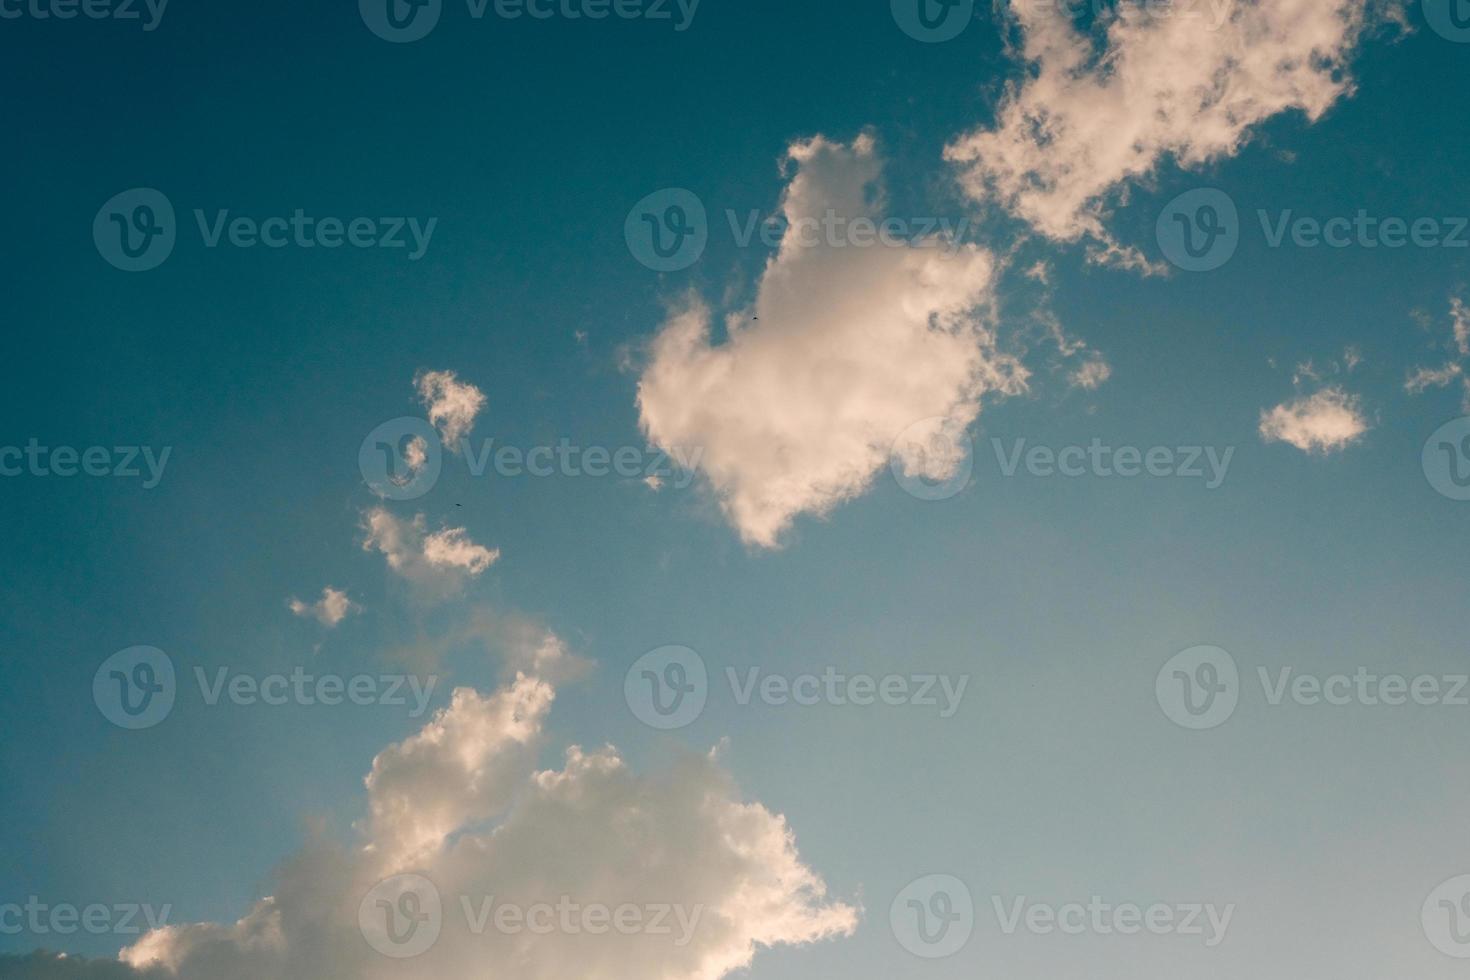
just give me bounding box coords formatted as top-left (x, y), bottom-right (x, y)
top-left (362, 676), bottom-right (553, 867)
top-left (637, 134), bottom-right (1026, 548)
top-left (361, 508), bottom-right (499, 591)
top-left (945, 0), bottom-right (1399, 256)
top-left (1258, 387), bottom-right (1369, 454)
top-left (415, 370), bottom-right (486, 450)
top-left (287, 587), bottom-right (358, 627)
top-left (10, 640), bottom-right (857, 980)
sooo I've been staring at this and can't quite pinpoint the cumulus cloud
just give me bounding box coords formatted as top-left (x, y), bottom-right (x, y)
top-left (1405, 297), bottom-right (1470, 412)
top-left (4, 644), bottom-right (857, 980)
top-left (637, 134), bottom-right (1026, 548)
top-left (287, 587), bottom-right (358, 627)
top-left (1258, 387), bottom-right (1369, 454)
top-left (415, 370), bottom-right (486, 450)
top-left (361, 508), bottom-right (499, 592)
top-left (945, 0), bottom-right (1400, 257)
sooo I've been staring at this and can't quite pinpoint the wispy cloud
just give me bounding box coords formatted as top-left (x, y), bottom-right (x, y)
top-left (286, 586), bottom-right (358, 627)
top-left (361, 507), bottom-right (499, 592)
top-left (415, 369), bottom-right (486, 450)
top-left (946, 0), bottom-right (1399, 262)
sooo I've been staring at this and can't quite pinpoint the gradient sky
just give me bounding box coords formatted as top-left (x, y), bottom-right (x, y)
top-left (3, 1), bottom-right (1470, 978)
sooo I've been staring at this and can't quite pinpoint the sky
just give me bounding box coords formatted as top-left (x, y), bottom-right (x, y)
top-left (2, 0), bottom-right (1470, 977)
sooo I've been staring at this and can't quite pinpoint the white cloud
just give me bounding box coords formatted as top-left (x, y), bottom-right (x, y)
top-left (1405, 297), bottom-right (1470, 412)
top-left (1070, 357), bottom-right (1112, 391)
top-left (362, 676), bottom-right (553, 868)
top-left (361, 508), bottom-right (499, 591)
top-left (1454, 297), bottom-right (1470, 358)
top-left (415, 370), bottom-right (486, 450)
top-left (637, 134), bottom-right (1026, 548)
top-left (1258, 387), bottom-right (1368, 454)
top-left (22, 642), bottom-right (857, 980)
top-left (945, 0), bottom-right (1399, 251)
top-left (287, 587), bottom-right (358, 627)
top-left (1405, 362), bottom-right (1463, 394)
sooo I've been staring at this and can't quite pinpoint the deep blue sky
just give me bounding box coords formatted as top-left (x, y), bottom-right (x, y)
top-left (3, 2), bottom-right (1470, 977)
